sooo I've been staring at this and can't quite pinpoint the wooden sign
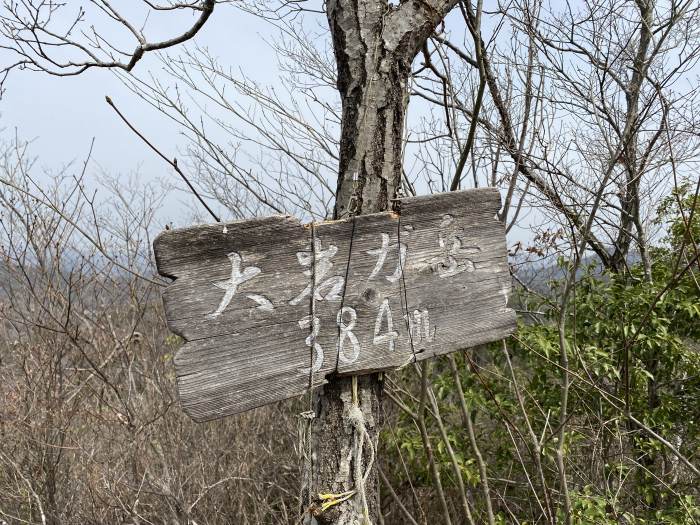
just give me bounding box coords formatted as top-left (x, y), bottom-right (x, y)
top-left (154, 188), bottom-right (516, 421)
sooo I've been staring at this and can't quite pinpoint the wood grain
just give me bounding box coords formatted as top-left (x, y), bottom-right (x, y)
top-left (153, 188), bottom-right (516, 421)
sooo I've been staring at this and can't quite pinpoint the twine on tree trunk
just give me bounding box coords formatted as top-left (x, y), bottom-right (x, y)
top-left (312, 375), bottom-right (375, 523)
top-left (347, 375), bottom-right (375, 525)
top-left (298, 408), bottom-right (316, 501)
top-left (299, 222), bottom-right (319, 522)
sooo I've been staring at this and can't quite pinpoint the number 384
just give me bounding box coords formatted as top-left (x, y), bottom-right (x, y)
top-left (298, 298), bottom-right (399, 373)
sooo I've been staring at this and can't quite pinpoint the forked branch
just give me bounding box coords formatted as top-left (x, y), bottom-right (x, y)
top-left (0, 0), bottom-right (216, 87)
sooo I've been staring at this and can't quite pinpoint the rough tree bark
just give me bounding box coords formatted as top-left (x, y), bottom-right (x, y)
top-left (304, 0), bottom-right (458, 522)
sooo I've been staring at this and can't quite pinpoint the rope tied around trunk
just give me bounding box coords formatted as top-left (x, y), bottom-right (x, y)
top-left (315, 375), bottom-right (375, 524)
top-left (347, 375), bottom-right (375, 524)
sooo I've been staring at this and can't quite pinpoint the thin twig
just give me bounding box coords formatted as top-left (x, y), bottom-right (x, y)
top-left (105, 95), bottom-right (221, 223)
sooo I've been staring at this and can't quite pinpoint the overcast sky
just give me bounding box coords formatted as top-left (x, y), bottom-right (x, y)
top-left (0, 4), bottom-right (285, 226)
top-left (0, 2), bottom-right (553, 242)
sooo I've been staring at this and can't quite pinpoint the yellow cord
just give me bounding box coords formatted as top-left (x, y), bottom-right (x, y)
top-left (318, 490), bottom-right (357, 512)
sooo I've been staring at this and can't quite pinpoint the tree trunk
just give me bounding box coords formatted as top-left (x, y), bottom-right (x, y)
top-left (610, 0), bottom-right (652, 273)
top-left (302, 0), bottom-right (458, 522)
top-left (306, 6), bottom-right (409, 524)
top-left (329, 5), bottom-right (408, 220)
top-left (328, 0), bottom-right (457, 221)
top-left (307, 375), bottom-right (383, 524)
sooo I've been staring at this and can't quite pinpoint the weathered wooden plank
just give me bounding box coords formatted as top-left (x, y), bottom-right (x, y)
top-left (397, 189), bottom-right (513, 362)
top-left (154, 216), bottom-right (314, 420)
top-left (313, 212), bottom-right (413, 377)
top-left (153, 188), bottom-right (516, 421)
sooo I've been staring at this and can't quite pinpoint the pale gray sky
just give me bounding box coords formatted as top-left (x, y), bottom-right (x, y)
top-left (0, 1), bottom-right (588, 246)
top-left (0, 4), bottom-right (283, 225)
